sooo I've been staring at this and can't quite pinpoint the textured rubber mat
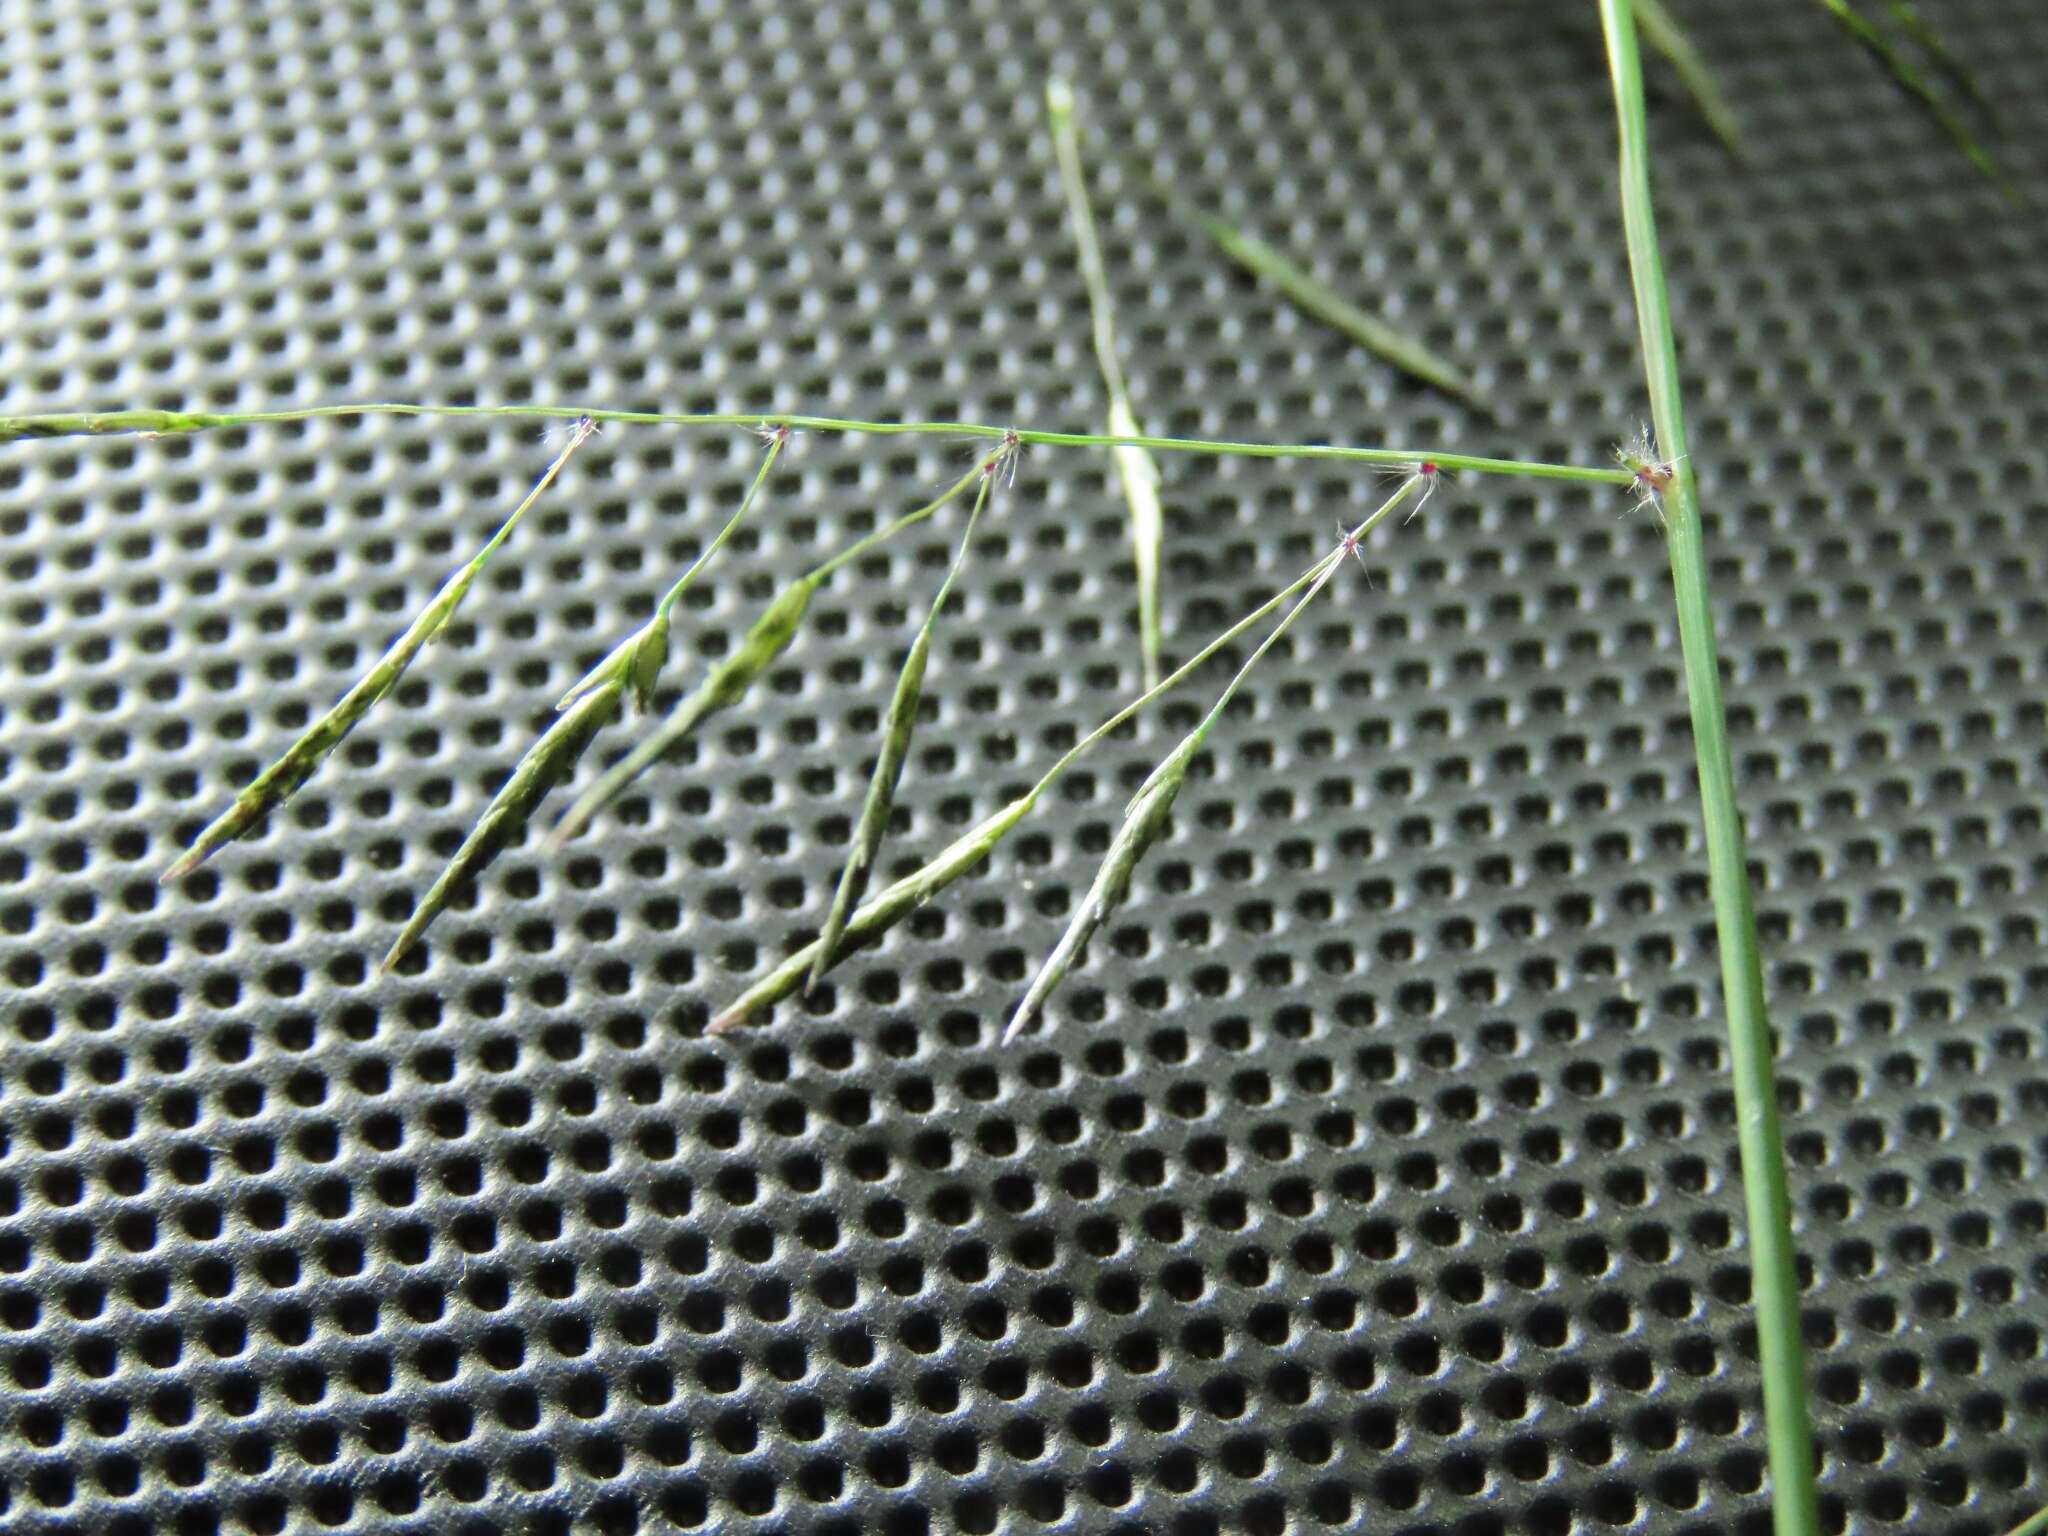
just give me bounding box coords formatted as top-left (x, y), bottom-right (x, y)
top-left (3, 1), bottom-right (2047, 1532)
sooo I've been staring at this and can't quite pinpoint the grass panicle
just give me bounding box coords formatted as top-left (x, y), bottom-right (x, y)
top-left (1600, 7), bottom-right (1818, 1536)
top-left (558, 425), bottom-right (790, 713)
top-left (159, 416), bottom-right (598, 884)
top-left (1811, 0), bottom-right (2007, 192)
top-left (1632, 0), bottom-right (1745, 155)
top-left (547, 448), bottom-right (1005, 849)
top-left (715, 470), bottom-right (1431, 1034)
top-left (1005, 472), bottom-right (1424, 1042)
top-left (1047, 77), bottom-right (1168, 689)
top-left (381, 675), bottom-right (625, 971)
top-left (809, 461), bottom-right (1003, 993)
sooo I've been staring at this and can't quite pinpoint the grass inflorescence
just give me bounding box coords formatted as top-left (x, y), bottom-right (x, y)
top-left (9, 23), bottom-right (2033, 1533)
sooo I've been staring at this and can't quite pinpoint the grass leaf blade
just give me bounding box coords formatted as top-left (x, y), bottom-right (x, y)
top-left (1812, 0), bottom-right (2008, 191)
top-left (1633, 0), bottom-right (1746, 156)
top-left (381, 679), bottom-right (626, 971)
top-left (1115, 153), bottom-right (1484, 407)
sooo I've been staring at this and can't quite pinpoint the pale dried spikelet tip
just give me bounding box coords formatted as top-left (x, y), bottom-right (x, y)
top-left (1004, 749), bottom-right (1189, 1045)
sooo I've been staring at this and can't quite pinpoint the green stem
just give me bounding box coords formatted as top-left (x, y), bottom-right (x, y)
top-left (2003, 1506), bottom-right (2048, 1536)
top-left (1599, 9), bottom-right (1818, 1536)
top-left (0, 402), bottom-right (1633, 486)
top-left (655, 429), bottom-right (787, 623)
top-left (807, 460), bottom-right (991, 583)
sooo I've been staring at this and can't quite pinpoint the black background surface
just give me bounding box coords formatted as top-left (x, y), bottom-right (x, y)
top-left (2, 2), bottom-right (2046, 1533)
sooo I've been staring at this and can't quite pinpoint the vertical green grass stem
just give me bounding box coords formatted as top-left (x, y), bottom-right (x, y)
top-left (1599, 8), bottom-right (1818, 1536)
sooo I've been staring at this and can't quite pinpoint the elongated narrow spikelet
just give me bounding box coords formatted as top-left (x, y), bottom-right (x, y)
top-left (381, 677), bottom-right (626, 971)
top-left (1108, 400), bottom-right (1166, 689)
top-left (558, 425), bottom-right (790, 716)
top-left (1003, 470), bottom-right (1426, 1040)
top-left (808, 471), bottom-right (997, 992)
top-left (547, 575), bottom-right (820, 847)
top-left (556, 610), bottom-right (673, 713)
top-left (548, 444), bottom-right (999, 850)
top-left (706, 471), bottom-right (1428, 1036)
top-left (1004, 734), bottom-right (1196, 1043)
top-left (161, 418), bottom-right (598, 882)
top-left (1046, 79), bottom-right (1168, 688)
top-left (709, 794), bottom-right (1037, 1034)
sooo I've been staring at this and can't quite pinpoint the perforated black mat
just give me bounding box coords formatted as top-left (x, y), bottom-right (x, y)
top-left (4, 1), bottom-right (2047, 1533)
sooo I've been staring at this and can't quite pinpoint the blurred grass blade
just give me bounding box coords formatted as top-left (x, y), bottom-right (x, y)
top-left (1876, 0), bottom-right (2001, 125)
top-left (1047, 78), bottom-right (1167, 689)
top-left (2002, 1504), bottom-right (2048, 1536)
top-left (809, 472), bottom-right (995, 991)
top-left (381, 678), bottom-right (625, 971)
top-left (547, 575), bottom-right (820, 847)
top-left (1633, 0), bottom-right (1746, 156)
top-left (1599, 8), bottom-right (1820, 1536)
top-left (161, 418), bottom-right (597, 882)
top-left (560, 425), bottom-right (790, 713)
top-left (1812, 0), bottom-right (2008, 191)
top-left (1116, 152), bottom-right (1484, 407)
